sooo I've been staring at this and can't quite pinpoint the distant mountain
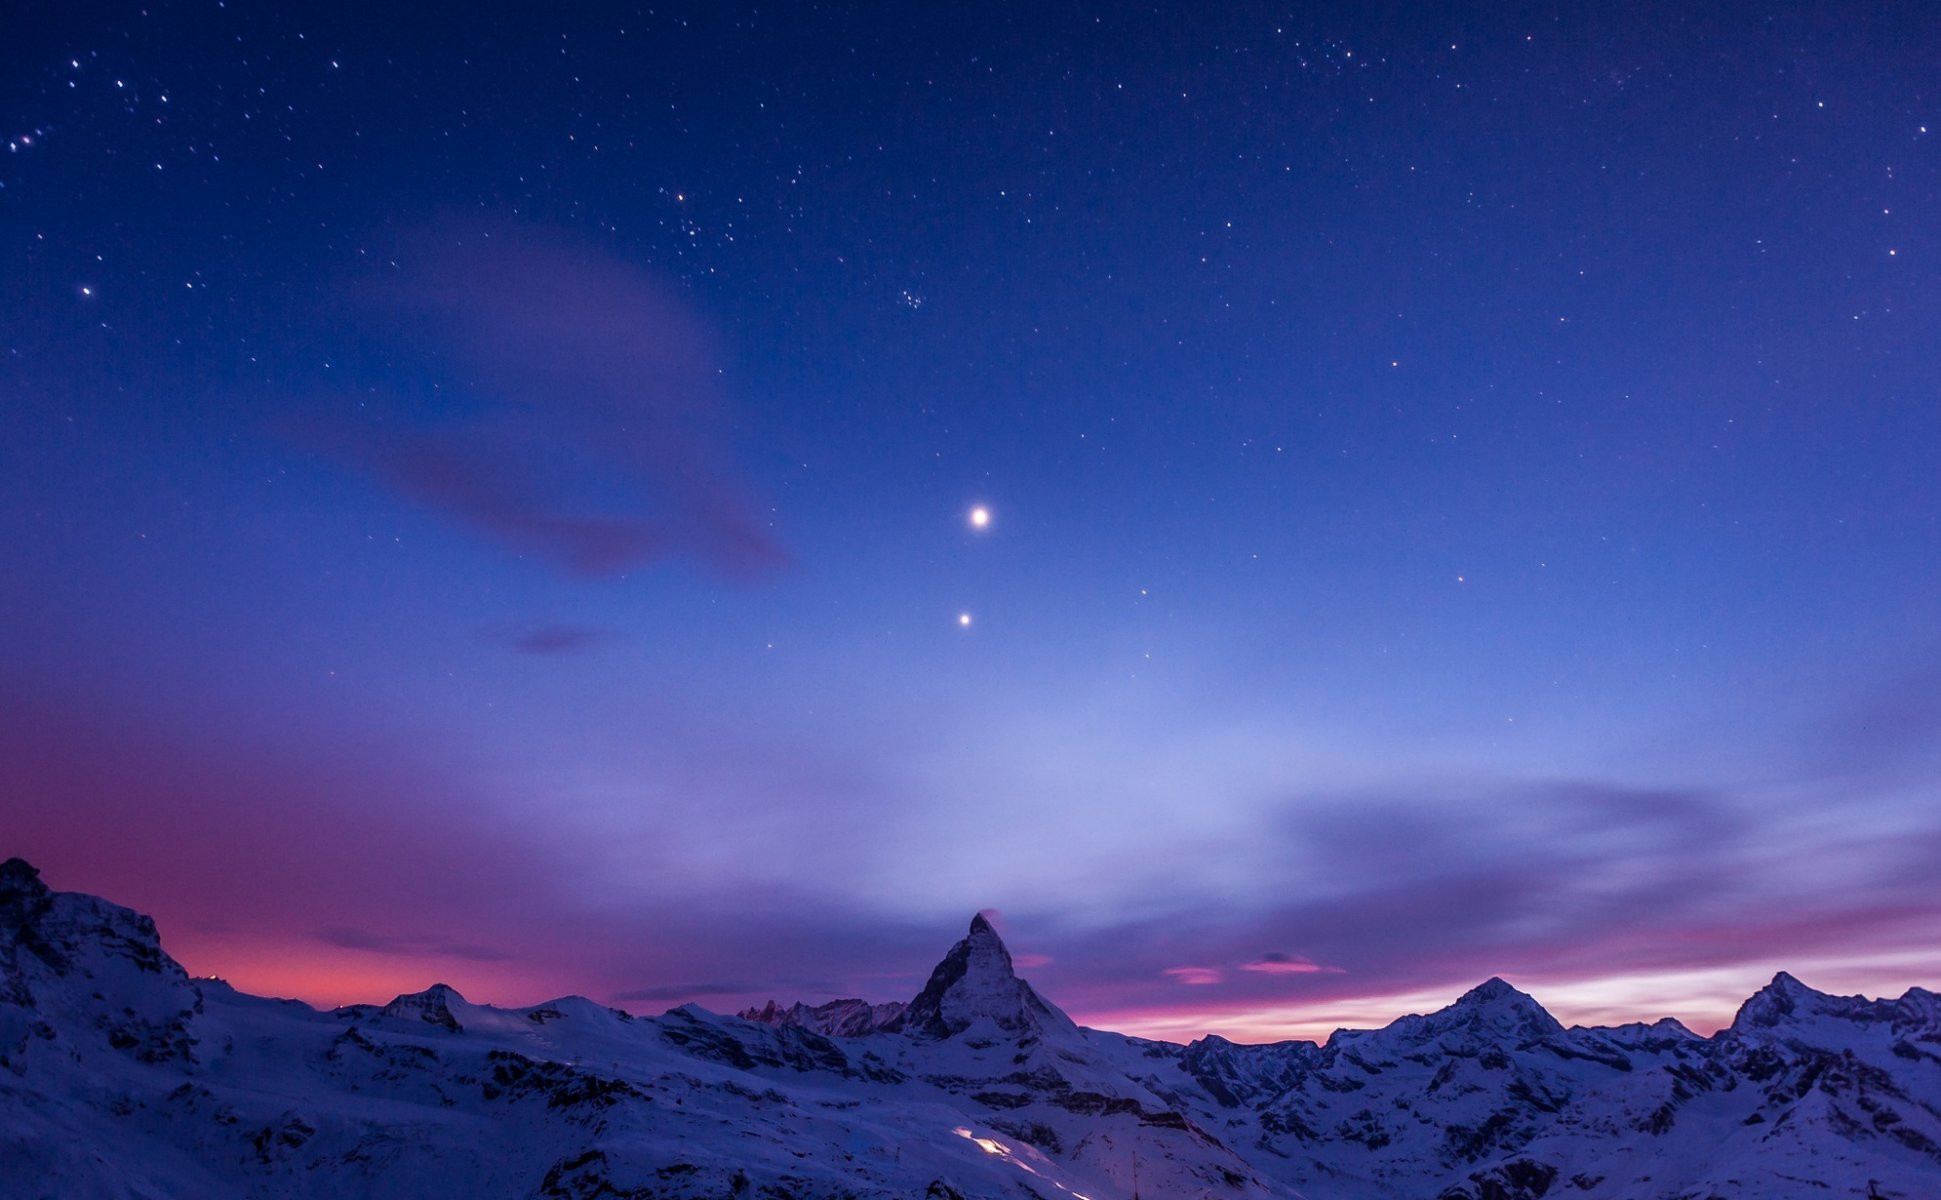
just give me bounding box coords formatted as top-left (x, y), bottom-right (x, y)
top-left (735, 996), bottom-right (908, 1038)
top-left (3, 856), bottom-right (1939, 1198)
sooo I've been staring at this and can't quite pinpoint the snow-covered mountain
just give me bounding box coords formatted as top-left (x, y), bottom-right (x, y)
top-left (4, 858), bottom-right (1939, 1199)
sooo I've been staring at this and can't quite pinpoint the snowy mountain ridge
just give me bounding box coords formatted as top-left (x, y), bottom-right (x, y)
top-left (3, 857), bottom-right (1939, 1199)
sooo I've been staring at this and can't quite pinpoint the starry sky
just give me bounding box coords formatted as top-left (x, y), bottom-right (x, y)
top-left (5, 1), bottom-right (1940, 1042)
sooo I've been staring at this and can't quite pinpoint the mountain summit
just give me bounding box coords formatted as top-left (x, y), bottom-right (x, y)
top-left (8, 861), bottom-right (1941, 1200)
top-left (1444, 975), bottom-right (1567, 1039)
top-left (891, 912), bottom-right (1077, 1040)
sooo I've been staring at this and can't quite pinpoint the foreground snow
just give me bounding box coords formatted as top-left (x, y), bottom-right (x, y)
top-left (2, 859), bottom-right (1938, 1198)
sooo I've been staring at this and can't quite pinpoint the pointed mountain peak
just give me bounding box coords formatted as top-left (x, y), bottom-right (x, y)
top-left (1453, 977), bottom-right (1562, 1034)
top-left (1383, 976), bottom-right (1562, 1045)
top-left (1732, 971), bottom-right (1840, 1032)
top-left (1451, 976), bottom-right (1542, 1011)
top-left (738, 999), bottom-right (797, 1026)
top-left (891, 914), bottom-right (1074, 1041)
top-left (963, 912), bottom-right (1011, 961)
top-left (1460, 976), bottom-right (1521, 1002)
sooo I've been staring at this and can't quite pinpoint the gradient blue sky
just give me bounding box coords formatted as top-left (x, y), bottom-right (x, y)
top-left (4, 0), bottom-right (1939, 1040)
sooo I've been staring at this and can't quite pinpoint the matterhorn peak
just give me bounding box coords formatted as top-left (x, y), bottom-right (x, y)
top-left (964, 911), bottom-right (1007, 959)
top-left (890, 913), bottom-right (1076, 1040)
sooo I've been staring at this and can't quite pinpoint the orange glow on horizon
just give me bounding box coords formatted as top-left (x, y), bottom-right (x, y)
top-left (164, 931), bottom-right (569, 1011)
top-left (1073, 949), bottom-right (1941, 1045)
top-left (160, 928), bottom-right (1941, 1044)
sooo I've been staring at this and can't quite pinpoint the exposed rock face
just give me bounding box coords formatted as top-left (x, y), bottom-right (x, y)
top-left (380, 983), bottom-right (467, 1033)
top-left (1181, 1032), bottom-right (1315, 1107)
top-left (0, 858), bottom-right (54, 1008)
top-left (1729, 969), bottom-right (1932, 1039)
top-left (0, 856), bottom-right (198, 1074)
top-left (888, 912), bottom-right (1079, 1040)
top-left (6, 859), bottom-right (1941, 1200)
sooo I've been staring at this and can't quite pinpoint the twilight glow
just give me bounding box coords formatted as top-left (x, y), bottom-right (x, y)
top-left (3, 2), bottom-right (1939, 1044)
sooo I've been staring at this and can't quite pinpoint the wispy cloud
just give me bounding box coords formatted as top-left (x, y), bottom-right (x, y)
top-left (476, 623), bottom-right (617, 655)
top-left (1163, 966), bottom-right (1225, 985)
top-left (316, 927), bottom-right (512, 962)
top-left (10, 655), bottom-right (1941, 1042)
top-left (1241, 953), bottom-right (1340, 976)
top-left (319, 224), bottom-right (787, 579)
top-left (612, 981), bottom-right (767, 1002)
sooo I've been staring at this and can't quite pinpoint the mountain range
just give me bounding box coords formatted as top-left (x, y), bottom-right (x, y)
top-left (3, 857), bottom-right (1938, 1198)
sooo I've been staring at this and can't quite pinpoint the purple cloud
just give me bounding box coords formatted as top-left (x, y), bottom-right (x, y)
top-left (613, 981), bottom-right (773, 1003)
top-left (0, 686), bottom-right (948, 1013)
top-left (1019, 773), bottom-right (1941, 1035)
top-left (476, 623), bottom-right (617, 655)
top-left (9, 658), bottom-right (1941, 1041)
top-left (323, 225), bottom-right (787, 578)
top-left (1163, 966), bottom-right (1225, 986)
top-left (1241, 953), bottom-right (1339, 976)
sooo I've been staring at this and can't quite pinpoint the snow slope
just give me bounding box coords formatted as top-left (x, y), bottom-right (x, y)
top-left (3, 858), bottom-right (1938, 1199)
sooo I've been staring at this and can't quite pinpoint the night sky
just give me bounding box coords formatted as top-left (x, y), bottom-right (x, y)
top-left (5, 1), bottom-right (1939, 1042)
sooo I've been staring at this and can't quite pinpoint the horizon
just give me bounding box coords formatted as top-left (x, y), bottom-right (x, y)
top-left (13, 856), bottom-right (1921, 1046)
top-left (6, 1), bottom-right (1940, 1052)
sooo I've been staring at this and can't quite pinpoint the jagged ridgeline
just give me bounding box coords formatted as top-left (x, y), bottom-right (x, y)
top-left (3, 857), bottom-right (1940, 1199)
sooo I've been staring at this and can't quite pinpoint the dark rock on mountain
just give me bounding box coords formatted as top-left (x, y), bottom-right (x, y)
top-left (886, 912), bottom-right (1078, 1040)
top-left (381, 982), bottom-right (467, 1033)
top-left (738, 996), bottom-right (908, 1037)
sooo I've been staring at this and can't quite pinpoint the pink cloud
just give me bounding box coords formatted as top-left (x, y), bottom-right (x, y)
top-left (1241, 952), bottom-right (1342, 976)
top-left (1163, 966), bottom-right (1225, 986)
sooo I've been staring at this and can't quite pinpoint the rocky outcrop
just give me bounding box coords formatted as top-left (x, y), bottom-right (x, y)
top-left (737, 996), bottom-right (907, 1037)
top-left (380, 983), bottom-right (468, 1033)
top-left (0, 856), bottom-right (199, 1071)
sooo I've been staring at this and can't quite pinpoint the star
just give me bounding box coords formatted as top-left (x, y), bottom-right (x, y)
top-left (968, 505), bottom-right (991, 530)
top-left (957, 612), bottom-right (973, 628)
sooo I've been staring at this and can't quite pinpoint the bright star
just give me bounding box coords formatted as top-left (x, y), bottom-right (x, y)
top-left (968, 505), bottom-right (991, 530)
top-left (957, 612), bottom-right (973, 627)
